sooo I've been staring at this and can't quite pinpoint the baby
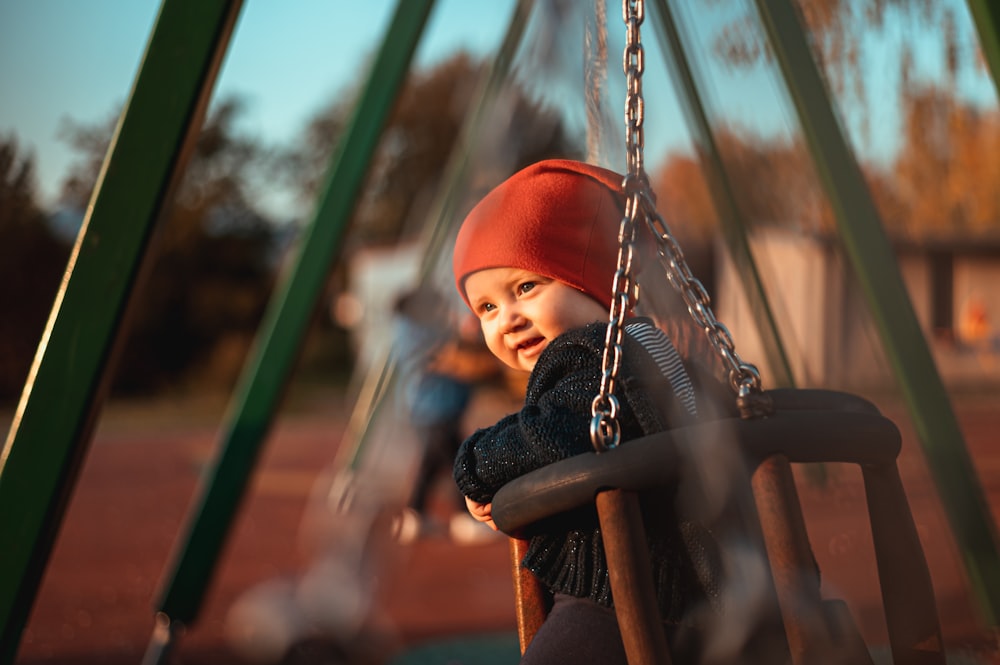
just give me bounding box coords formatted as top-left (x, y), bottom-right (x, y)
top-left (451, 159), bottom-right (724, 664)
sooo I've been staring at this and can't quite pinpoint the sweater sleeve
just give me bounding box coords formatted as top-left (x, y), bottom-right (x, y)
top-left (453, 332), bottom-right (605, 503)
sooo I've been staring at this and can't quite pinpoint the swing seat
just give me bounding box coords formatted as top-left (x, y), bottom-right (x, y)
top-left (491, 388), bottom-right (944, 665)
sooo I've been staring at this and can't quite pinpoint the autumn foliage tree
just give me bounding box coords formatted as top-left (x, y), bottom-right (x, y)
top-left (890, 85), bottom-right (1000, 240)
top-left (655, 0), bottom-right (998, 244)
top-left (652, 127), bottom-right (833, 238)
top-left (708, 0), bottom-right (969, 135)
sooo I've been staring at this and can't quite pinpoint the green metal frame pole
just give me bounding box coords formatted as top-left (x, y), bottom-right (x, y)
top-left (149, 0), bottom-right (437, 642)
top-left (754, 0), bottom-right (1000, 625)
top-left (967, 0), bottom-right (1000, 99)
top-left (648, 0), bottom-right (795, 389)
top-left (0, 2), bottom-right (243, 662)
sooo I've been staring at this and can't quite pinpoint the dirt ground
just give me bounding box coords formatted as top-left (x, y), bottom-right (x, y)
top-left (8, 388), bottom-right (1000, 664)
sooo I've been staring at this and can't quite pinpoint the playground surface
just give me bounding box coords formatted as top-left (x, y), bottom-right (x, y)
top-left (10, 390), bottom-right (1000, 664)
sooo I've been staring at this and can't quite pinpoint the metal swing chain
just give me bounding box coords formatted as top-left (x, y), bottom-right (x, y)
top-left (589, 0), bottom-right (647, 452)
top-left (591, 0), bottom-right (767, 452)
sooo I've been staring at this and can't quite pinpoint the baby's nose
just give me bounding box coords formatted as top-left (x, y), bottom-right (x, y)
top-left (500, 305), bottom-right (526, 332)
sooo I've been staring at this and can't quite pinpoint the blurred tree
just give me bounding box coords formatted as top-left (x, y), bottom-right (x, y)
top-left (0, 136), bottom-right (71, 401)
top-left (649, 151), bottom-right (719, 300)
top-left (708, 0), bottom-right (960, 125)
top-left (892, 85), bottom-right (1000, 239)
top-left (58, 98), bottom-right (278, 395)
top-left (714, 128), bottom-right (831, 232)
top-left (653, 151), bottom-right (719, 242)
top-left (46, 54), bottom-right (577, 397)
top-left (699, 0), bottom-right (998, 238)
top-left (651, 124), bottom-right (933, 243)
top-left (653, 127), bottom-right (834, 235)
top-left (285, 52), bottom-right (578, 248)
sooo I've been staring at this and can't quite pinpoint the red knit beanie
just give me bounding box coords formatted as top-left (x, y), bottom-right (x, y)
top-left (453, 159), bottom-right (627, 311)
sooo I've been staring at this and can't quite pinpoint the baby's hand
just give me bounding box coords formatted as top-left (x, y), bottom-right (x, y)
top-left (465, 496), bottom-right (498, 531)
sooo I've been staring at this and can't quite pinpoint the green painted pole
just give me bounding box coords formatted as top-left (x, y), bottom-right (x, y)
top-left (754, 0), bottom-right (1000, 625)
top-left (966, 0), bottom-right (1000, 100)
top-left (648, 0), bottom-right (795, 389)
top-left (149, 0), bottom-right (437, 640)
top-left (0, 2), bottom-right (243, 662)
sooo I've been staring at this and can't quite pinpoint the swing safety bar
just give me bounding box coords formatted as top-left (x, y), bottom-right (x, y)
top-left (493, 389), bottom-right (944, 665)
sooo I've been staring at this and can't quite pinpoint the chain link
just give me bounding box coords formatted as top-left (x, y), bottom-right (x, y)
top-left (590, 0), bottom-right (765, 451)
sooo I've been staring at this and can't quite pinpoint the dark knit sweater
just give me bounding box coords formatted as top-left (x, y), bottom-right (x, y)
top-left (453, 319), bottom-right (721, 621)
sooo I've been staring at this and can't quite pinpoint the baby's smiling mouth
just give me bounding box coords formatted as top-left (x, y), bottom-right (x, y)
top-left (516, 337), bottom-right (545, 353)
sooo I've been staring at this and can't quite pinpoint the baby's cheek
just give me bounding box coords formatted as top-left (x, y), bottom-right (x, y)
top-left (482, 336), bottom-right (506, 363)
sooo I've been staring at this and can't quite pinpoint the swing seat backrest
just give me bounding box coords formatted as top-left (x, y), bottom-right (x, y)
top-left (491, 388), bottom-right (945, 665)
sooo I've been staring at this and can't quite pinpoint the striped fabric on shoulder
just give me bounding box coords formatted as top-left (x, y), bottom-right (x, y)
top-left (625, 319), bottom-right (698, 417)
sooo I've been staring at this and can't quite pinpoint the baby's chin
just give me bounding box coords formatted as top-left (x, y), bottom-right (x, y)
top-left (499, 354), bottom-right (535, 373)
top-left (507, 359), bottom-right (534, 373)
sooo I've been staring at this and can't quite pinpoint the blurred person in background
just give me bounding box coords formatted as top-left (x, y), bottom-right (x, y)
top-left (391, 285), bottom-right (502, 543)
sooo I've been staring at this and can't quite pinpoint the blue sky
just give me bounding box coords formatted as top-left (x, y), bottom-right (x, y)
top-left (1, 0), bottom-right (995, 215)
top-left (0, 1), bottom-right (519, 208)
top-left (0, 0), bottom-right (796, 215)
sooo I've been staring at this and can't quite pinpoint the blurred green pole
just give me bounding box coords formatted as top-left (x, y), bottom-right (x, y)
top-left (967, 0), bottom-right (1000, 99)
top-left (0, 2), bottom-right (243, 663)
top-left (145, 0), bottom-right (437, 657)
top-left (754, 0), bottom-right (1000, 625)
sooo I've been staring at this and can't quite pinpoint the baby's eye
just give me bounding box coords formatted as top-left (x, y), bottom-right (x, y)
top-left (480, 302), bottom-right (497, 314)
top-left (517, 281), bottom-right (536, 295)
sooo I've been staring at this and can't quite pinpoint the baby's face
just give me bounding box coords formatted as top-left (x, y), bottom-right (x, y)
top-left (464, 267), bottom-right (607, 372)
